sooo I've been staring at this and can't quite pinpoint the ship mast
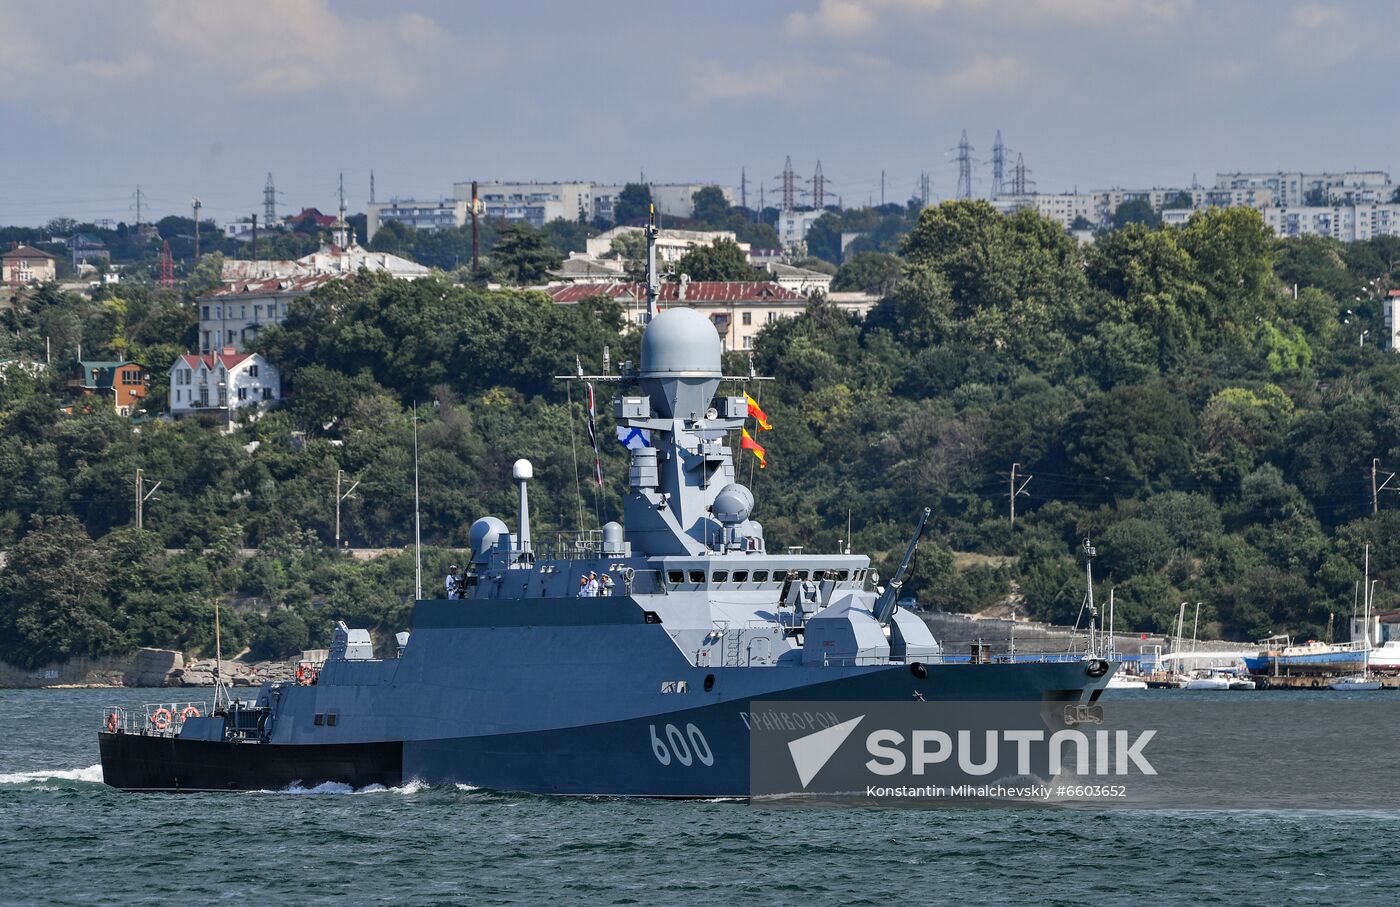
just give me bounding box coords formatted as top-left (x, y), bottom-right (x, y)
top-left (645, 203), bottom-right (660, 322)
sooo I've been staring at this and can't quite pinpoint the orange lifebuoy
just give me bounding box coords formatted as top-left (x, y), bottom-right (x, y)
top-left (180, 706), bottom-right (200, 721)
top-left (296, 663), bottom-right (313, 685)
top-left (151, 707), bottom-right (173, 730)
top-left (106, 712), bottom-right (118, 733)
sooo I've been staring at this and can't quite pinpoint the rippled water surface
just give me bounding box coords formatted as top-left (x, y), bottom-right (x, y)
top-left (2, 688), bottom-right (1398, 905)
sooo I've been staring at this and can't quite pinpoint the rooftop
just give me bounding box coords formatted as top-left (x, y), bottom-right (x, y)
top-left (546, 281), bottom-right (803, 304)
top-left (4, 244), bottom-right (56, 260)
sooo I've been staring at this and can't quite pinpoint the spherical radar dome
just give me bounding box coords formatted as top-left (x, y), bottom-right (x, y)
top-left (469, 516), bottom-right (509, 557)
top-left (641, 307), bottom-right (722, 377)
top-left (712, 483), bottom-right (754, 525)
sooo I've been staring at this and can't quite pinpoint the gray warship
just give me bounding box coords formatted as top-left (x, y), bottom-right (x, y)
top-left (99, 226), bottom-right (1113, 796)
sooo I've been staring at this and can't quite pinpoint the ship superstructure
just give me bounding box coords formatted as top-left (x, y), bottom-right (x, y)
top-left (99, 226), bottom-right (1113, 796)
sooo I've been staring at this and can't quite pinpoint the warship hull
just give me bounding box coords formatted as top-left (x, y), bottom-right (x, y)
top-left (99, 660), bottom-right (1106, 796)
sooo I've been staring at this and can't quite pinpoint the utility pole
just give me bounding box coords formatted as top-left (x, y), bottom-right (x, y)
top-left (250, 213), bottom-right (258, 261)
top-left (334, 469), bottom-right (360, 552)
top-left (192, 198), bottom-right (202, 260)
top-left (135, 468), bottom-right (161, 531)
top-left (1009, 463), bottom-right (1032, 526)
top-left (471, 180), bottom-right (480, 272)
top-left (1373, 458), bottom-right (1396, 514)
top-left (880, 169), bottom-right (885, 207)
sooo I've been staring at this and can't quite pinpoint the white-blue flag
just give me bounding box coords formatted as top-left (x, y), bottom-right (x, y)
top-left (617, 426), bottom-right (651, 450)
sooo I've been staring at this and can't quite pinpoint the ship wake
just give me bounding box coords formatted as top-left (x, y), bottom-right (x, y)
top-left (0, 764), bottom-right (104, 785)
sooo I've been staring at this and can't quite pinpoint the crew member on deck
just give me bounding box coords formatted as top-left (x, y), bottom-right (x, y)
top-left (446, 565), bottom-right (461, 600)
top-left (585, 571), bottom-right (600, 597)
top-left (599, 572), bottom-right (614, 597)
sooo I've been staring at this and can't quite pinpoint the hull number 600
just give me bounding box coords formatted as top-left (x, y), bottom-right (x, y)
top-left (649, 723), bottom-right (714, 766)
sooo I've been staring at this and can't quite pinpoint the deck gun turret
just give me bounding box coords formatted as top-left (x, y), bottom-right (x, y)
top-left (873, 507), bottom-right (932, 625)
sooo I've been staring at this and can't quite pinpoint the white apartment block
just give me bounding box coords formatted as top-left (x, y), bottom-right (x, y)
top-left (170, 349), bottom-right (280, 419)
top-left (778, 209), bottom-right (827, 249)
top-left (366, 198), bottom-right (469, 241)
top-left (584, 227), bottom-right (748, 265)
top-left (1386, 292), bottom-right (1400, 351)
top-left (1265, 203), bottom-right (1400, 241)
top-left (1215, 171), bottom-right (1392, 207)
top-left (454, 181), bottom-right (593, 227)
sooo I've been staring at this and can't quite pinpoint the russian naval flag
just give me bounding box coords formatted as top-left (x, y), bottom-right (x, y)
top-left (617, 426), bottom-right (651, 450)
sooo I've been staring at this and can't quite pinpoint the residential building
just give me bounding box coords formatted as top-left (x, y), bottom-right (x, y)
top-left (1264, 203), bottom-right (1400, 241)
top-left (454, 181), bottom-right (593, 227)
top-left (546, 280), bottom-right (875, 351)
top-left (366, 198), bottom-right (468, 241)
top-left (68, 359), bottom-right (149, 416)
top-left (584, 227), bottom-right (748, 265)
top-left (765, 262), bottom-right (834, 297)
top-left (69, 233), bottom-right (110, 268)
top-left (169, 348), bottom-right (280, 420)
top-left (648, 183), bottom-right (735, 220)
top-left (3, 244), bottom-right (57, 284)
top-left (777, 209), bottom-right (826, 249)
top-left (199, 237), bottom-right (427, 353)
top-left (1215, 170), bottom-right (1391, 207)
top-left (545, 252), bottom-right (627, 284)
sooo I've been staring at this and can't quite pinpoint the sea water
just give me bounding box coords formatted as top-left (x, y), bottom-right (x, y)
top-left (2, 688), bottom-right (1398, 905)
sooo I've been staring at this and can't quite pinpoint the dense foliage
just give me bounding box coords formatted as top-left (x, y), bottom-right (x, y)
top-left (3, 201), bottom-right (1399, 668)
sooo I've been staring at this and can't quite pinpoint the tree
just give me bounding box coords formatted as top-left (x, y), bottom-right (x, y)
top-left (1112, 198), bottom-right (1161, 229)
top-left (833, 252), bottom-right (902, 295)
top-left (541, 218), bottom-right (598, 255)
top-left (614, 183), bottom-right (652, 225)
top-left (489, 224), bottom-right (561, 285)
top-left (690, 186), bottom-right (730, 226)
top-left (0, 515), bottom-right (117, 668)
top-left (675, 239), bottom-right (762, 281)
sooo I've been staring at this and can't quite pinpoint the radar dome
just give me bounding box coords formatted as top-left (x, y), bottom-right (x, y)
top-left (641, 307), bottom-right (722, 377)
top-left (712, 483), bottom-right (754, 525)
top-left (469, 516), bottom-right (509, 560)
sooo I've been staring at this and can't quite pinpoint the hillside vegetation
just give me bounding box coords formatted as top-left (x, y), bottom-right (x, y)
top-left (1, 201), bottom-right (1397, 668)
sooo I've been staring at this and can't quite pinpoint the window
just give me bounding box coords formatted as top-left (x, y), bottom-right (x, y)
top-left (237, 387), bottom-right (248, 401)
top-left (837, 570), bottom-right (850, 581)
top-left (254, 305), bottom-right (262, 319)
top-left (796, 570), bottom-right (810, 580)
top-left (313, 714), bottom-right (324, 726)
top-left (240, 305), bottom-right (246, 319)
top-left (667, 570), bottom-right (684, 584)
top-left (733, 570), bottom-right (748, 582)
top-left (688, 570), bottom-right (705, 584)
top-left (742, 312), bottom-right (752, 326)
top-left (248, 364), bottom-right (258, 377)
top-left (202, 306), bottom-right (210, 319)
top-left (712, 571), bottom-right (728, 583)
top-left (752, 570), bottom-right (769, 582)
top-left (262, 388), bottom-right (272, 400)
top-left (742, 336), bottom-right (753, 350)
top-left (767, 311), bottom-right (778, 323)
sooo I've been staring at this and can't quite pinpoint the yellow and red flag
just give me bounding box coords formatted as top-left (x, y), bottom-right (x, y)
top-left (741, 428), bottom-right (767, 469)
top-left (744, 393), bottom-right (771, 431)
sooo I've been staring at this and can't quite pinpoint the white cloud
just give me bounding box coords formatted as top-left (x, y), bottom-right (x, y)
top-left (76, 52), bottom-right (155, 82)
top-left (784, 0), bottom-right (1191, 40)
top-left (147, 0), bottom-right (451, 100)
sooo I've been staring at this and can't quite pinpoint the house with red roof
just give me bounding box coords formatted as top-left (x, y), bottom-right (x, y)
top-left (3, 243), bottom-right (57, 285)
top-left (545, 279), bottom-right (878, 351)
top-left (169, 347), bottom-right (280, 421)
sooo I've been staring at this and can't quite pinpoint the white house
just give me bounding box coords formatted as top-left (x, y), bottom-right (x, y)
top-left (169, 348), bottom-right (280, 420)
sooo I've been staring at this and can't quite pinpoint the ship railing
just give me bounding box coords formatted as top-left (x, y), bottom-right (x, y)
top-left (101, 700), bottom-right (211, 736)
top-left (536, 530), bottom-right (606, 562)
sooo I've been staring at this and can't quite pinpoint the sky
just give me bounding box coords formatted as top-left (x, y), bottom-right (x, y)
top-left (0, 0), bottom-right (1393, 227)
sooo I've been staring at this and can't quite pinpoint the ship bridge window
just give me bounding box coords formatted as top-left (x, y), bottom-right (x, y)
top-left (689, 570), bottom-right (705, 584)
top-left (753, 570), bottom-right (769, 582)
top-left (712, 571), bottom-right (729, 582)
top-left (733, 570), bottom-right (748, 582)
top-left (667, 570), bottom-right (684, 584)
top-left (796, 570), bottom-right (810, 580)
top-left (837, 570), bottom-right (850, 581)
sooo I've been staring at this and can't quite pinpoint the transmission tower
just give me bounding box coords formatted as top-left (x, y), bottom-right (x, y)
top-left (810, 161), bottom-right (827, 210)
top-left (158, 240), bottom-right (174, 286)
top-left (990, 130), bottom-right (1005, 199)
top-left (919, 171), bottom-right (931, 208)
top-left (1010, 152), bottom-right (1035, 196)
top-left (264, 173), bottom-right (278, 224)
top-left (740, 167), bottom-right (747, 211)
top-left (778, 156), bottom-right (797, 211)
top-left (955, 129), bottom-right (974, 200)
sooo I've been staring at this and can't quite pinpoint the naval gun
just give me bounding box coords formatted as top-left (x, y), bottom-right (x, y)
top-left (873, 506), bottom-right (932, 625)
